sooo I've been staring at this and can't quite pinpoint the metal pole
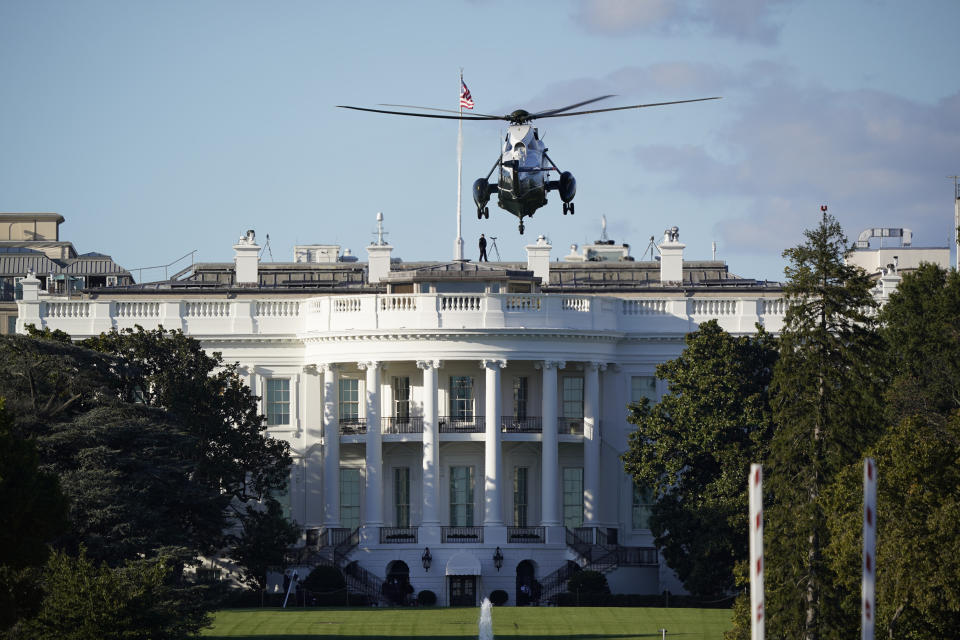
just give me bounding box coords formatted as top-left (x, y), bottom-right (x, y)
top-left (749, 464), bottom-right (765, 640)
top-left (455, 69), bottom-right (464, 261)
top-left (862, 459), bottom-right (877, 640)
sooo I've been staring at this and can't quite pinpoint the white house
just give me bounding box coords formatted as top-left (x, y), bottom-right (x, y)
top-left (19, 220), bottom-right (798, 606)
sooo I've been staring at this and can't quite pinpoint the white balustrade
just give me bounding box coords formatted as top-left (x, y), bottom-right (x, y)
top-left (26, 292), bottom-right (787, 338)
top-left (44, 301), bottom-right (91, 318)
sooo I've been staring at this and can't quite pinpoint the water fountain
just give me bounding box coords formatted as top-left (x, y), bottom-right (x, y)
top-left (478, 597), bottom-right (493, 640)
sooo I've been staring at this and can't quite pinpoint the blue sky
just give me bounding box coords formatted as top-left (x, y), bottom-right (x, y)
top-left (2, 0), bottom-right (958, 281)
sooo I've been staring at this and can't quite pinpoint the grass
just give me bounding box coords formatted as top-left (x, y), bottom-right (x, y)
top-left (202, 606), bottom-right (733, 640)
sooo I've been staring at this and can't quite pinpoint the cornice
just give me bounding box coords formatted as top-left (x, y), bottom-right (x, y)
top-left (300, 329), bottom-right (624, 344)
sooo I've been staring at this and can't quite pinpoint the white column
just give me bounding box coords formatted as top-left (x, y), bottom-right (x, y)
top-left (361, 361), bottom-right (383, 528)
top-left (321, 363), bottom-right (341, 528)
top-left (482, 359), bottom-right (506, 526)
top-left (583, 362), bottom-right (603, 525)
top-left (538, 360), bottom-right (563, 526)
top-left (418, 360), bottom-right (441, 527)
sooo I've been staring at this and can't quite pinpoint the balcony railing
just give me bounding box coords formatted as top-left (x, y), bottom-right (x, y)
top-left (558, 417), bottom-right (584, 435)
top-left (339, 417), bottom-right (367, 435)
top-left (502, 416), bottom-right (542, 433)
top-left (379, 527), bottom-right (418, 543)
top-left (438, 416), bottom-right (485, 433)
top-left (442, 526), bottom-right (484, 543)
top-left (507, 526), bottom-right (545, 543)
top-left (382, 416), bottom-right (423, 434)
top-left (617, 546), bottom-right (659, 566)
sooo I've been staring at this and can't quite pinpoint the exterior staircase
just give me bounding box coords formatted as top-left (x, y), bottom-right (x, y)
top-left (533, 527), bottom-right (658, 605)
top-left (285, 527), bottom-right (391, 606)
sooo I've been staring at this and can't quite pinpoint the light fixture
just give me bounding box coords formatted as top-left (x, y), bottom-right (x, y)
top-left (421, 547), bottom-right (432, 571)
top-left (493, 546), bottom-right (503, 571)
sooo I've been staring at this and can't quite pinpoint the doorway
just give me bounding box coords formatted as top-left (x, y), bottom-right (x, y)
top-left (449, 575), bottom-right (476, 607)
top-left (385, 560), bottom-right (412, 605)
top-left (516, 560), bottom-right (536, 606)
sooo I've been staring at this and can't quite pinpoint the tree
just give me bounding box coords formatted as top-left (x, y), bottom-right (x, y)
top-left (0, 328), bottom-right (294, 587)
top-left (0, 398), bottom-right (70, 632)
top-left (878, 263), bottom-right (960, 425)
top-left (23, 548), bottom-right (210, 640)
top-left (622, 320), bottom-right (778, 597)
top-left (80, 326), bottom-right (291, 507)
top-left (753, 211), bottom-right (886, 640)
top-left (228, 498), bottom-right (300, 591)
top-left (823, 415), bottom-right (960, 639)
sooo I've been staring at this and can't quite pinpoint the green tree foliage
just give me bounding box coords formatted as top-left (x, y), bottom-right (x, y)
top-left (0, 327), bottom-right (296, 626)
top-left (23, 548), bottom-right (210, 640)
top-left (759, 211), bottom-right (886, 640)
top-left (228, 498), bottom-right (301, 591)
top-left (878, 263), bottom-right (960, 424)
top-left (823, 415), bottom-right (960, 639)
top-left (622, 320), bottom-right (778, 597)
top-left (81, 326), bottom-right (290, 504)
top-left (0, 398), bottom-right (70, 632)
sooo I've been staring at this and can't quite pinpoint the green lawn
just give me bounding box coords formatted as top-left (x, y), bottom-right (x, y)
top-left (202, 606), bottom-right (732, 640)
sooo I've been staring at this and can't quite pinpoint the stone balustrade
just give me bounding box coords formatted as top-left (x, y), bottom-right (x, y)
top-left (18, 292), bottom-right (785, 337)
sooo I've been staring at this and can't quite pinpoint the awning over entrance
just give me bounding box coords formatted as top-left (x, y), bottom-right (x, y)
top-left (445, 552), bottom-right (481, 576)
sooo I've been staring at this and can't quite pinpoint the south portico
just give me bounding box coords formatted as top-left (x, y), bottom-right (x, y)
top-left (300, 353), bottom-right (610, 548)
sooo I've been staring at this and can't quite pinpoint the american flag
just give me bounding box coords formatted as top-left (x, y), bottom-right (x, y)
top-left (460, 81), bottom-right (474, 110)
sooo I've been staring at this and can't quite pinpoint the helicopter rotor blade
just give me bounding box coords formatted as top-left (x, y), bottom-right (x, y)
top-left (529, 95), bottom-right (616, 119)
top-left (379, 104), bottom-right (503, 119)
top-left (532, 96), bottom-right (722, 120)
top-left (337, 105), bottom-right (502, 121)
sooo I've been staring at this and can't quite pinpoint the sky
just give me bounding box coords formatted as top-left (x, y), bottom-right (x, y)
top-left (1, 0), bottom-right (958, 282)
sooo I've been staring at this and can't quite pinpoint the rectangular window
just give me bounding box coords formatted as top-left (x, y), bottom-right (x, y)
top-left (340, 468), bottom-right (361, 530)
top-left (562, 377), bottom-right (584, 418)
top-left (513, 467), bottom-right (529, 527)
top-left (393, 376), bottom-right (410, 419)
top-left (632, 484), bottom-right (653, 530)
top-left (6, 314), bottom-right (17, 335)
top-left (449, 466), bottom-right (474, 526)
top-left (265, 378), bottom-right (290, 426)
top-left (512, 376), bottom-right (528, 420)
top-left (630, 376), bottom-right (658, 405)
top-left (339, 378), bottom-right (360, 420)
top-left (394, 467), bottom-right (410, 527)
top-left (563, 467), bottom-right (583, 528)
top-left (449, 376), bottom-right (473, 420)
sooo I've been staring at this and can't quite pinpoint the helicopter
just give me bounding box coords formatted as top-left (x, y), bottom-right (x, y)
top-left (338, 94), bottom-right (720, 234)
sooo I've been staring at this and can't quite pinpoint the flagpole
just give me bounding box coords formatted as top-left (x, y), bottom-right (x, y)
top-left (455, 69), bottom-right (465, 261)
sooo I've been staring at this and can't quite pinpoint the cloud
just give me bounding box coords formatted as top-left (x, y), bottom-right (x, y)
top-left (573, 0), bottom-right (798, 44)
top-left (631, 71), bottom-right (960, 255)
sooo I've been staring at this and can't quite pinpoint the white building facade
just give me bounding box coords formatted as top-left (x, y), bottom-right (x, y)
top-left (19, 227), bottom-right (792, 606)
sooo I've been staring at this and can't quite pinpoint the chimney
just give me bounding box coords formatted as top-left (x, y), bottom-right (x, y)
top-left (659, 226), bottom-right (685, 284)
top-left (234, 230), bottom-right (260, 286)
top-left (526, 235), bottom-right (552, 281)
top-left (367, 212), bottom-right (394, 284)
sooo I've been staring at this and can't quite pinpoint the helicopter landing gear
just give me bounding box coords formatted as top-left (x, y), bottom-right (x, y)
top-left (569, 201), bottom-right (574, 215)
top-left (518, 221), bottom-right (525, 234)
top-left (562, 201), bottom-right (575, 215)
top-left (484, 206), bottom-right (489, 218)
top-left (477, 206), bottom-right (489, 219)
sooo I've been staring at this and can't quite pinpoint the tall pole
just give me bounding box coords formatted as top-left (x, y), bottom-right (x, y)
top-left (749, 464), bottom-right (765, 640)
top-left (455, 69), bottom-right (465, 261)
top-left (862, 458), bottom-right (877, 640)
top-left (951, 176), bottom-right (960, 271)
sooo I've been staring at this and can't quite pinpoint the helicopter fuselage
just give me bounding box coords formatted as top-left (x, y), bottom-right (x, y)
top-left (473, 124), bottom-right (576, 233)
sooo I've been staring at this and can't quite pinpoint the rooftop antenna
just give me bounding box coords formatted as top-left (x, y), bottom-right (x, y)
top-left (642, 236), bottom-right (660, 261)
top-left (712, 241), bottom-right (717, 260)
top-left (372, 211), bottom-right (389, 246)
top-left (950, 176), bottom-right (960, 271)
top-left (600, 215), bottom-right (609, 242)
top-left (259, 234), bottom-right (275, 262)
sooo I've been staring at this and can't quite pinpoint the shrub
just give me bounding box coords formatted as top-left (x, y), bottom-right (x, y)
top-left (301, 565), bottom-right (348, 606)
top-left (417, 590), bottom-right (437, 606)
top-left (567, 570), bottom-right (609, 596)
top-left (489, 589), bottom-right (508, 606)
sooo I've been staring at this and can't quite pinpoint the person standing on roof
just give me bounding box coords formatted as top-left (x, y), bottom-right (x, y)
top-left (479, 234), bottom-right (488, 262)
